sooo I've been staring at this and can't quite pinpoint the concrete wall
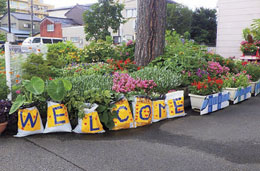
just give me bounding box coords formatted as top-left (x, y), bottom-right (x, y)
top-left (216, 0), bottom-right (260, 58)
top-left (62, 26), bottom-right (87, 48)
top-left (40, 19), bottom-right (62, 38)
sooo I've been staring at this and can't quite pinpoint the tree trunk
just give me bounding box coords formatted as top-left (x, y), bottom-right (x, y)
top-left (134, 0), bottom-right (166, 66)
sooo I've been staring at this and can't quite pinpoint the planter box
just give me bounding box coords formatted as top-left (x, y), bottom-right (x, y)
top-left (223, 86), bottom-right (252, 104)
top-left (189, 92), bottom-right (230, 115)
top-left (250, 80), bottom-right (260, 96)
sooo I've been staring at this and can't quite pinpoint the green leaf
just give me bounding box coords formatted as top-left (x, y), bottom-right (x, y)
top-left (102, 112), bottom-right (108, 125)
top-left (98, 105), bottom-right (107, 112)
top-left (56, 78), bottom-right (72, 91)
top-left (107, 120), bottom-right (115, 130)
top-left (25, 77), bottom-right (45, 95)
top-left (47, 80), bottom-right (65, 101)
top-left (62, 79), bottom-right (72, 91)
top-left (9, 95), bottom-right (25, 114)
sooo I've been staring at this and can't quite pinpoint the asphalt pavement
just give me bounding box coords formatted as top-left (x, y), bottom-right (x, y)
top-left (1, 96), bottom-right (260, 171)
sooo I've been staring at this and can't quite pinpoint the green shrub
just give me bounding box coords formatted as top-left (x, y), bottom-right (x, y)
top-left (47, 41), bottom-right (79, 68)
top-left (81, 37), bottom-right (117, 63)
top-left (131, 67), bottom-right (181, 95)
top-left (22, 53), bottom-right (56, 80)
top-left (0, 73), bottom-right (9, 100)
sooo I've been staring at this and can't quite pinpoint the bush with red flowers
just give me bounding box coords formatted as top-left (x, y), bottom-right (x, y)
top-left (106, 58), bottom-right (139, 73)
top-left (189, 76), bottom-right (224, 96)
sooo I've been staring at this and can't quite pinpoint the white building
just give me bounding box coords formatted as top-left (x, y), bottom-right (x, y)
top-left (216, 0), bottom-right (260, 58)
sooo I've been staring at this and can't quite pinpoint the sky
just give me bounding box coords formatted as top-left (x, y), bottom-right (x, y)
top-left (44, 0), bottom-right (218, 10)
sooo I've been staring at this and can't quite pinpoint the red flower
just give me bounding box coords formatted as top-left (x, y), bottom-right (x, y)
top-left (49, 77), bottom-right (53, 80)
top-left (137, 66), bottom-right (141, 70)
top-left (242, 62), bottom-right (248, 66)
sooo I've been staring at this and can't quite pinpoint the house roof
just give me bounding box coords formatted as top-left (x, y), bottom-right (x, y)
top-left (47, 3), bottom-right (94, 12)
top-left (43, 16), bottom-right (79, 27)
top-left (3, 12), bottom-right (42, 22)
top-left (0, 27), bottom-right (30, 35)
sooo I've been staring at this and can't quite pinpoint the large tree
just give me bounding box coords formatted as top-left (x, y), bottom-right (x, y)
top-left (190, 7), bottom-right (217, 45)
top-left (135, 0), bottom-right (167, 66)
top-left (83, 0), bottom-right (125, 41)
top-left (166, 3), bottom-right (192, 35)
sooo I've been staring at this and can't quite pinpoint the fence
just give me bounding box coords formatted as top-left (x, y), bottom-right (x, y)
top-left (4, 43), bottom-right (47, 100)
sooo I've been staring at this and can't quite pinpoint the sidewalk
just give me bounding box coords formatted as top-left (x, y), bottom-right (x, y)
top-left (1, 96), bottom-right (260, 171)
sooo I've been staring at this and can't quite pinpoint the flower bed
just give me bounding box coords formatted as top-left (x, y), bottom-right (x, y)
top-left (3, 32), bottom-right (260, 136)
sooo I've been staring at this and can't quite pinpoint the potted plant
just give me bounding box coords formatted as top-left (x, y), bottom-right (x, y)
top-left (44, 78), bottom-right (73, 133)
top-left (240, 41), bottom-right (258, 56)
top-left (0, 72), bottom-right (11, 135)
top-left (9, 76), bottom-right (45, 137)
top-left (189, 76), bottom-right (230, 115)
top-left (223, 72), bottom-right (252, 104)
top-left (240, 62), bottom-right (260, 96)
top-left (0, 100), bottom-right (12, 135)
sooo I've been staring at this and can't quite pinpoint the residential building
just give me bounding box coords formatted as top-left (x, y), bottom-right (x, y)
top-left (65, 4), bottom-right (93, 25)
top-left (114, 0), bottom-right (176, 43)
top-left (48, 4), bottom-right (93, 23)
top-left (47, 6), bottom-right (72, 18)
top-left (216, 0), bottom-right (260, 58)
top-left (46, 0), bottom-right (176, 47)
top-left (62, 26), bottom-right (87, 48)
top-left (10, 0), bottom-right (54, 19)
top-left (42, 4), bottom-right (92, 47)
top-left (40, 16), bottom-right (79, 38)
top-left (0, 12), bottom-right (41, 41)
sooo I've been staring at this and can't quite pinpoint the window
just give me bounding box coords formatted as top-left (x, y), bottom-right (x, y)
top-left (47, 24), bottom-right (54, 32)
top-left (70, 37), bottom-right (79, 43)
top-left (24, 23), bottom-right (31, 28)
top-left (53, 39), bottom-right (62, 43)
top-left (10, 1), bottom-right (17, 8)
top-left (32, 38), bottom-right (41, 43)
top-left (113, 36), bottom-right (121, 44)
top-left (126, 9), bottom-right (137, 18)
top-left (63, 37), bottom-right (67, 41)
top-left (42, 38), bottom-right (52, 44)
top-left (1, 24), bottom-right (7, 28)
top-left (19, 2), bottom-right (28, 10)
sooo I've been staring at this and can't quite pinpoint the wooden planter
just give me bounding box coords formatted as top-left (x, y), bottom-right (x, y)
top-left (223, 86), bottom-right (252, 104)
top-left (189, 92), bottom-right (230, 115)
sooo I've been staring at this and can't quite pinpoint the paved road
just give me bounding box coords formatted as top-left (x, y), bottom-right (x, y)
top-left (1, 96), bottom-right (260, 171)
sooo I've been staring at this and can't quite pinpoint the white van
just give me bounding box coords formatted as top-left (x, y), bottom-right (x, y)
top-left (21, 37), bottom-right (63, 53)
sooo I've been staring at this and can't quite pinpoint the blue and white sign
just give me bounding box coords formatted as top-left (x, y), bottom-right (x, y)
top-left (234, 86), bottom-right (252, 104)
top-left (254, 81), bottom-right (260, 96)
top-left (200, 92), bottom-right (230, 115)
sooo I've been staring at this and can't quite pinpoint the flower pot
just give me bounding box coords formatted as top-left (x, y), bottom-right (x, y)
top-left (250, 80), bottom-right (260, 96)
top-left (189, 91), bottom-right (230, 115)
top-left (223, 86), bottom-right (252, 104)
top-left (0, 121), bottom-right (8, 135)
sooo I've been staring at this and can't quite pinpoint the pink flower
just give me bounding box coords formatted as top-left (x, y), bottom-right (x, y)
top-left (16, 90), bottom-right (21, 94)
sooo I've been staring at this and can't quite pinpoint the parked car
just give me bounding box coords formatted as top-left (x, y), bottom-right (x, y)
top-left (21, 37), bottom-right (63, 53)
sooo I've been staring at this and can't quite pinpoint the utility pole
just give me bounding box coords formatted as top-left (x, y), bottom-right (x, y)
top-left (30, 0), bottom-right (34, 37)
top-left (7, 0), bottom-right (11, 33)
